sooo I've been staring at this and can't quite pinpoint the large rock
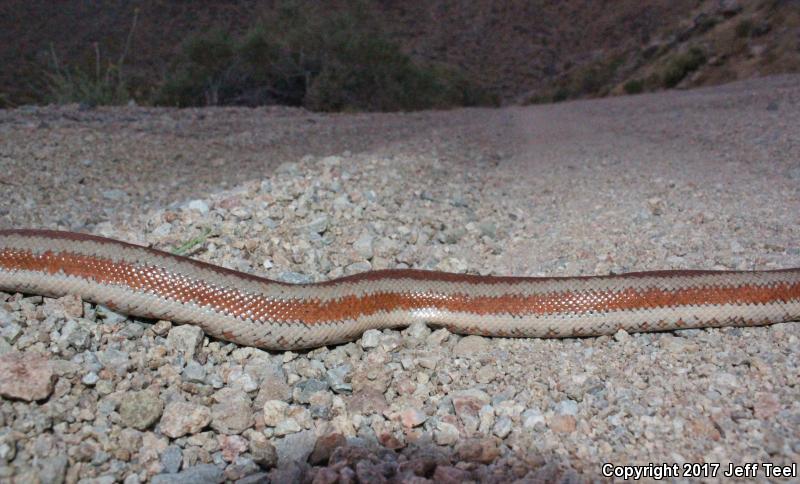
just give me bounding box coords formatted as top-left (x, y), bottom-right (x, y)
top-left (159, 402), bottom-right (211, 438)
top-left (119, 390), bottom-right (164, 430)
top-left (0, 352), bottom-right (55, 401)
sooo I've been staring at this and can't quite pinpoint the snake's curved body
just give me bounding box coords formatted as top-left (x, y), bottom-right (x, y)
top-left (1, 229), bottom-right (799, 349)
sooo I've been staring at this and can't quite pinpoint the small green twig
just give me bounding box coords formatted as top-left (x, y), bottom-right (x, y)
top-left (172, 227), bottom-right (213, 255)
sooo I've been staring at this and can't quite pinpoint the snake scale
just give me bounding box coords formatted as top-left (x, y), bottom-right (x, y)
top-left (0, 229), bottom-right (799, 350)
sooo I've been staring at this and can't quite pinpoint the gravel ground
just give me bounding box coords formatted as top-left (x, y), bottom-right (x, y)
top-left (0, 75), bottom-right (799, 483)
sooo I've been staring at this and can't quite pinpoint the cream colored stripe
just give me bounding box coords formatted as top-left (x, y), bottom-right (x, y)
top-left (400, 302), bottom-right (800, 337)
top-left (2, 268), bottom-right (799, 350)
top-left (3, 234), bottom-right (799, 302)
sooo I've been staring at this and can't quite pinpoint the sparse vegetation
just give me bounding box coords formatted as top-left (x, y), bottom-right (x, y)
top-left (11, 0), bottom-right (791, 110)
top-left (46, 46), bottom-right (131, 106)
top-left (156, 0), bottom-right (492, 111)
top-left (623, 79), bottom-right (644, 94)
top-left (661, 46), bottom-right (706, 88)
top-left (577, 58), bottom-right (622, 96)
top-left (540, 56), bottom-right (623, 103)
top-left (551, 87), bottom-right (569, 103)
top-left (155, 29), bottom-right (238, 106)
top-left (45, 9), bottom-right (138, 106)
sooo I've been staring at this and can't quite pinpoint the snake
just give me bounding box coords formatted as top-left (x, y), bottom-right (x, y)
top-left (1, 229), bottom-right (799, 350)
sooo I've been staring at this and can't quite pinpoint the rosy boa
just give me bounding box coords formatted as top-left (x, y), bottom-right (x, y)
top-left (0, 229), bottom-right (799, 350)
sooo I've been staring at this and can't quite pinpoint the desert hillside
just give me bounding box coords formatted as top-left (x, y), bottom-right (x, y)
top-left (1, 0), bottom-right (797, 107)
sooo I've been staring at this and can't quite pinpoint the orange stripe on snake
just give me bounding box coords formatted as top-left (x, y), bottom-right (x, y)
top-left (1, 229), bottom-right (799, 349)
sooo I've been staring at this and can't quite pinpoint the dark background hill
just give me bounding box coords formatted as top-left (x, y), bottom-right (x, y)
top-left (1, 0), bottom-right (798, 108)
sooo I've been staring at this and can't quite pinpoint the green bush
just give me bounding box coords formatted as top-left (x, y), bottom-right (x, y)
top-left (551, 87), bottom-right (570, 103)
top-left (623, 79), bottom-right (644, 94)
top-left (157, 0), bottom-right (491, 111)
top-left (661, 47), bottom-right (706, 88)
top-left (155, 30), bottom-right (239, 106)
top-left (44, 10), bottom-right (138, 106)
top-left (556, 56), bottom-right (623, 100)
top-left (575, 65), bottom-right (606, 95)
top-left (45, 64), bottom-right (130, 106)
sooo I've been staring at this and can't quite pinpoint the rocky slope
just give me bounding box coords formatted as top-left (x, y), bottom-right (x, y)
top-left (1, 0), bottom-right (797, 107)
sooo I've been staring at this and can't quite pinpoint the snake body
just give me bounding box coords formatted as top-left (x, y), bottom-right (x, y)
top-left (1, 229), bottom-right (799, 349)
